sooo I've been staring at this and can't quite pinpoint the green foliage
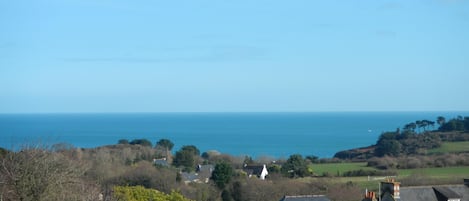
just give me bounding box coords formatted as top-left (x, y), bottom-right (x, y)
top-left (439, 116), bottom-right (469, 132)
top-left (437, 116), bottom-right (446, 127)
top-left (281, 154), bottom-right (310, 178)
top-left (211, 162), bottom-right (233, 189)
top-left (156, 139), bottom-right (174, 151)
top-left (0, 147), bottom-right (9, 158)
top-left (267, 164), bottom-right (281, 173)
top-left (375, 130), bottom-right (442, 157)
top-left (305, 155), bottom-right (319, 163)
top-left (221, 189), bottom-right (233, 201)
top-left (243, 156), bottom-right (253, 164)
top-left (375, 139), bottom-right (401, 157)
top-left (118, 139), bottom-right (130, 144)
top-left (230, 181), bottom-right (243, 201)
top-left (129, 139), bottom-right (153, 147)
top-left (180, 145), bottom-right (200, 155)
top-left (341, 169), bottom-right (397, 177)
top-left (113, 185), bottom-right (192, 201)
top-left (173, 145), bottom-right (200, 170)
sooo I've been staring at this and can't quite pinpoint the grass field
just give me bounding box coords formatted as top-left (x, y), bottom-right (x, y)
top-left (397, 166), bottom-right (469, 178)
top-left (304, 162), bottom-right (469, 190)
top-left (428, 141), bottom-right (469, 154)
top-left (312, 162), bottom-right (376, 176)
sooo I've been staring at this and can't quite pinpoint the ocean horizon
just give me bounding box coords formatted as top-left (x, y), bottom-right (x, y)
top-left (1, 111), bottom-right (468, 158)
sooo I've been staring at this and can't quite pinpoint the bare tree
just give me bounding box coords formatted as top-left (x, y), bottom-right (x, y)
top-left (0, 145), bottom-right (100, 201)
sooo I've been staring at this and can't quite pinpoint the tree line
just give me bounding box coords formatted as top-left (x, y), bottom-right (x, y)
top-left (335, 115), bottom-right (469, 160)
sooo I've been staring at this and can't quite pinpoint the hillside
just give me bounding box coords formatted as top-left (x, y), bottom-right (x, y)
top-left (334, 116), bottom-right (469, 160)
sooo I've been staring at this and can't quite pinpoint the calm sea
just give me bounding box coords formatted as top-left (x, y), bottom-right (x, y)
top-left (0, 112), bottom-right (468, 158)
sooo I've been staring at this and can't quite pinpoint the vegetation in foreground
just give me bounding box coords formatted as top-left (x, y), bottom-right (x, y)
top-left (1, 115), bottom-right (468, 201)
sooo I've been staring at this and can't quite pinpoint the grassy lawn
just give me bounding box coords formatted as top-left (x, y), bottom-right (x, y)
top-left (428, 141), bottom-right (469, 154)
top-left (311, 162), bottom-right (376, 176)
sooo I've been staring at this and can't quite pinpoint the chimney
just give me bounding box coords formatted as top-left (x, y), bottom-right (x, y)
top-left (364, 190), bottom-right (377, 201)
top-left (381, 179), bottom-right (400, 199)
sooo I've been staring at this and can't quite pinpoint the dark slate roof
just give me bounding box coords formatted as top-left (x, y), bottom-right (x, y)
top-left (154, 159), bottom-right (169, 166)
top-left (400, 186), bottom-right (437, 201)
top-left (181, 172), bottom-right (199, 182)
top-left (433, 187), bottom-right (461, 199)
top-left (197, 164), bottom-right (214, 173)
top-left (399, 185), bottom-right (469, 201)
top-left (243, 165), bottom-right (264, 175)
top-left (280, 195), bottom-right (330, 201)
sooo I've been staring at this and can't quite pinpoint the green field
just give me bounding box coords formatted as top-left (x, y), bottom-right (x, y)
top-left (304, 162), bottom-right (469, 190)
top-left (312, 162), bottom-right (376, 176)
top-left (428, 141), bottom-right (469, 154)
top-left (397, 166), bottom-right (469, 178)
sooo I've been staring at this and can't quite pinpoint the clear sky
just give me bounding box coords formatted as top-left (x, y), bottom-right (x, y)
top-left (1, 0), bottom-right (468, 113)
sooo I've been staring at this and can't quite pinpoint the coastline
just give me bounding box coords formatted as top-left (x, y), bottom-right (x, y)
top-left (1, 112), bottom-right (469, 158)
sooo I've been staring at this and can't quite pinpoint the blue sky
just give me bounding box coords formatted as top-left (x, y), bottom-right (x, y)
top-left (1, 0), bottom-right (468, 113)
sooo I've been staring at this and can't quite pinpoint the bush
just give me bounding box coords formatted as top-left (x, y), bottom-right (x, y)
top-left (342, 169), bottom-right (397, 177)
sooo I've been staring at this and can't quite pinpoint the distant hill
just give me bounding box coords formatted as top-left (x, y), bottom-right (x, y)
top-left (334, 116), bottom-right (469, 160)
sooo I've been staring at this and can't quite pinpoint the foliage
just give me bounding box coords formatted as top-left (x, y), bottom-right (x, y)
top-left (119, 139), bottom-right (130, 144)
top-left (341, 169), bottom-right (397, 177)
top-left (173, 145), bottom-right (200, 171)
top-left (129, 139), bottom-right (153, 147)
top-left (281, 154), bottom-right (310, 178)
top-left (113, 185), bottom-right (192, 201)
top-left (211, 162), bottom-right (234, 189)
top-left (375, 139), bottom-right (401, 157)
top-left (221, 189), bottom-right (233, 201)
top-left (0, 147), bottom-right (9, 158)
top-left (156, 139), bottom-right (175, 151)
top-left (106, 161), bottom-right (178, 193)
top-left (439, 116), bottom-right (469, 132)
top-left (0, 146), bottom-right (100, 201)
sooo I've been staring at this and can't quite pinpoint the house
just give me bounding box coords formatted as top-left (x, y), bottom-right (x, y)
top-left (279, 195), bottom-right (331, 201)
top-left (362, 179), bottom-right (469, 201)
top-left (153, 158), bottom-right (169, 167)
top-left (399, 185), bottom-right (469, 201)
top-left (243, 164), bottom-right (268, 180)
top-left (196, 164), bottom-right (214, 183)
top-left (181, 164), bottom-right (214, 184)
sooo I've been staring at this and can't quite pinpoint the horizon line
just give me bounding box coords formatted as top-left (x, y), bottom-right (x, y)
top-left (1, 110), bottom-right (469, 115)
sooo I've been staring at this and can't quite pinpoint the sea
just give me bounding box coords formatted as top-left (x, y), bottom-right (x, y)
top-left (0, 112), bottom-right (468, 158)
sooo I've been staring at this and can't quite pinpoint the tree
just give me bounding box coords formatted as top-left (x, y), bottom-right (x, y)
top-left (156, 139), bottom-right (174, 151)
top-left (118, 139), bottom-right (129, 144)
top-left (305, 155), bottom-right (319, 163)
top-left (211, 162), bottom-right (234, 189)
top-left (281, 154), bottom-right (310, 178)
top-left (403, 123), bottom-right (417, 132)
top-left (375, 139), bottom-right (401, 157)
top-left (437, 116), bottom-right (446, 128)
top-left (113, 185), bottom-right (192, 201)
top-left (0, 146), bottom-right (98, 201)
top-left (129, 139), bottom-right (153, 147)
top-left (0, 147), bottom-right (9, 158)
top-left (415, 120), bottom-right (423, 133)
top-left (155, 139), bottom-right (175, 160)
top-left (173, 145), bottom-right (200, 171)
top-left (243, 156), bottom-right (254, 164)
